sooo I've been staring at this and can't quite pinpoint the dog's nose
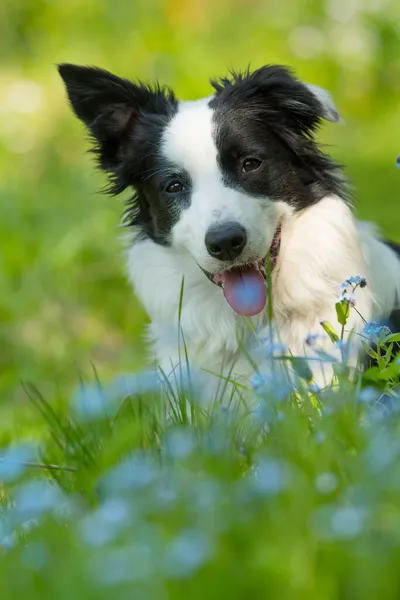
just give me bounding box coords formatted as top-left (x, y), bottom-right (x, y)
top-left (205, 222), bottom-right (247, 261)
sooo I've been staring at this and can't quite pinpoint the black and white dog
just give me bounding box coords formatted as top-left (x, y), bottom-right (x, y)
top-left (59, 63), bottom-right (400, 389)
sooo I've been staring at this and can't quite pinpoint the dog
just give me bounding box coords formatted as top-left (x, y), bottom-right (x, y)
top-left (58, 63), bottom-right (400, 392)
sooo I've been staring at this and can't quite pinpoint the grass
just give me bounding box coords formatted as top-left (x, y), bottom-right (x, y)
top-left (2, 0), bottom-right (400, 596)
top-left (2, 303), bottom-right (400, 598)
top-left (1, 0), bottom-right (400, 436)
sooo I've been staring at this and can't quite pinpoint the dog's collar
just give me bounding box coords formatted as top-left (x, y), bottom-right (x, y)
top-left (269, 226), bottom-right (282, 271)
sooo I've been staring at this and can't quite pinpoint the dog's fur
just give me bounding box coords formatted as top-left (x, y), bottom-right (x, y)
top-left (59, 63), bottom-right (400, 390)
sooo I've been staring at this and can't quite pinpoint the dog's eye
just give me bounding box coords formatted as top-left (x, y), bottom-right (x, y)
top-left (242, 158), bottom-right (262, 173)
top-left (166, 181), bottom-right (185, 194)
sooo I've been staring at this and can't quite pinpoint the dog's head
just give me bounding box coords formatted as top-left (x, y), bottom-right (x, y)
top-left (59, 64), bottom-right (343, 316)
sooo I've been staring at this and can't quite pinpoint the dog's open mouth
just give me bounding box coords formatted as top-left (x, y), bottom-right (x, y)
top-left (201, 227), bottom-right (281, 317)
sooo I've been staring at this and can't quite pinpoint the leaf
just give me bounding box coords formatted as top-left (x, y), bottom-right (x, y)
top-left (363, 360), bottom-right (400, 382)
top-left (384, 343), bottom-right (394, 366)
top-left (320, 320), bottom-right (339, 343)
top-left (290, 357), bottom-right (313, 382)
top-left (385, 333), bottom-right (400, 343)
top-left (335, 300), bottom-right (350, 327)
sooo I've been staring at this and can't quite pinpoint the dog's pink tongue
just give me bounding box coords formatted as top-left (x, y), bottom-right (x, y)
top-left (222, 266), bottom-right (267, 316)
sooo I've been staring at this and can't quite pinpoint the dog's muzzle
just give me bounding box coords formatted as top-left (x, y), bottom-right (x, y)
top-left (199, 226), bottom-right (282, 317)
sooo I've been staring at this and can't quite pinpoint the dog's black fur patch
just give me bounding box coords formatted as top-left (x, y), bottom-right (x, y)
top-left (210, 66), bottom-right (347, 209)
top-left (58, 64), bottom-right (181, 244)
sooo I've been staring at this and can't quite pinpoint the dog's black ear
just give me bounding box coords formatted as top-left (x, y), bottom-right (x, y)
top-left (252, 66), bottom-right (340, 133)
top-left (58, 64), bottom-right (177, 175)
top-left (212, 65), bottom-right (340, 136)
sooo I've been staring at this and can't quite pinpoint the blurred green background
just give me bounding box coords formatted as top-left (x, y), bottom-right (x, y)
top-left (1, 0), bottom-right (399, 434)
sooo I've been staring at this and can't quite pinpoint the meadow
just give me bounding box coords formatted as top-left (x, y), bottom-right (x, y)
top-left (1, 0), bottom-right (400, 597)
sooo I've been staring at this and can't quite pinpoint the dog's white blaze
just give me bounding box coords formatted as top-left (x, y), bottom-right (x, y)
top-left (161, 98), bottom-right (282, 273)
top-left (162, 99), bottom-right (217, 177)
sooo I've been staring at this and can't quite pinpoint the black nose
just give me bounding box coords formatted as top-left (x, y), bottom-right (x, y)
top-left (205, 222), bottom-right (247, 261)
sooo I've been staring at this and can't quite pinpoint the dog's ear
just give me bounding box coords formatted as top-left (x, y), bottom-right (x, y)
top-left (251, 66), bottom-right (340, 132)
top-left (304, 83), bottom-right (340, 123)
top-left (58, 64), bottom-right (177, 175)
top-left (212, 66), bottom-right (340, 136)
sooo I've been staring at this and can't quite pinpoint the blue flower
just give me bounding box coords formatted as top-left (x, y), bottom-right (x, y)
top-left (251, 374), bottom-right (266, 389)
top-left (100, 455), bottom-right (157, 496)
top-left (340, 276), bottom-right (367, 291)
top-left (363, 322), bottom-right (390, 338)
top-left (107, 370), bottom-right (163, 399)
top-left (190, 479), bottom-right (223, 512)
top-left (347, 276), bottom-right (366, 286)
top-left (312, 505), bottom-right (368, 541)
top-left (163, 528), bottom-right (213, 578)
top-left (350, 276), bottom-right (361, 285)
top-left (13, 480), bottom-right (63, 523)
top-left (331, 506), bottom-right (369, 538)
top-left (88, 540), bottom-right (157, 585)
top-left (251, 458), bottom-right (290, 496)
top-left (251, 372), bottom-right (292, 401)
top-left (339, 291), bottom-right (356, 306)
top-left (0, 443), bottom-right (37, 483)
top-left (344, 292), bottom-right (356, 305)
top-left (305, 333), bottom-right (320, 346)
top-left (79, 498), bottom-right (133, 547)
top-left (315, 472), bottom-right (338, 494)
top-left (259, 339), bottom-right (287, 356)
top-left (358, 387), bottom-right (378, 404)
top-left (165, 428), bottom-right (195, 459)
top-left (365, 430), bottom-right (400, 471)
top-left (71, 369), bottom-right (165, 422)
top-left (309, 383), bottom-right (320, 394)
top-left (71, 384), bottom-right (110, 421)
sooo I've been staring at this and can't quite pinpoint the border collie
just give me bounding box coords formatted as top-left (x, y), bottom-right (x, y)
top-left (58, 63), bottom-right (400, 390)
